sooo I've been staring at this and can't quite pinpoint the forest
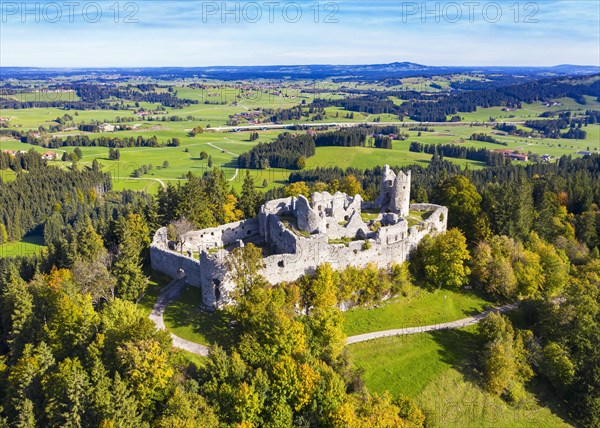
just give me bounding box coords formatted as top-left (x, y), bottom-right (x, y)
top-left (20, 134), bottom-right (163, 149)
top-left (0, 147), bottom-right (599, 426)
top-left (408, 142), bottom-right (507, 167)
top-left (237, 133), bottom-right (316, 170)
top-left (0, 152), bottom-right (598, 426)
top-left (0, 84), bottom-right (198, 110)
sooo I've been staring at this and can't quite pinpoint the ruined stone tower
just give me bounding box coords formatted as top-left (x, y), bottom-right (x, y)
top-left (390, 170), bottom-right (411, 217)
top-left (376, 166), bottom-right (411, 217)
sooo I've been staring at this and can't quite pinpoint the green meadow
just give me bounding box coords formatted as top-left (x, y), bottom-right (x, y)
top-left (1, 130), bottom-right (291, 194)
top-left (452, 96), bottom-right (600, 123)
top-left (163, 285), bottom-right (236, 347)
top-left (0, 168), bottom-right (17, 183)
top-left (349, 330), bottom-right (572, 427)
top-left (0, 233), bottom-right (46, 258)
top-left (343, 288), bottom-right (492, 337)
top-left (2, 119), bottom-right (598, 194)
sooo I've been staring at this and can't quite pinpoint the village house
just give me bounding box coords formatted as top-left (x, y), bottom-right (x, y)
top-left (42, 151), bottom-right (58, 160)
top-left (509, 153), bottom-right (529, 162)
top-left (497, 149), bottom-right (529, 162)
top-left (98, 123), bottom-right (116, 133)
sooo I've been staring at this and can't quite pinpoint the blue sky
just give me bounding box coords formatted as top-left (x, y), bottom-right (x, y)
top-left (1, 0), bottom-right (599, 67)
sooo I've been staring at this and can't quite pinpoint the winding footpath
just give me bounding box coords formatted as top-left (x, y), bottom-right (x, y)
top-left (149, 282), bottom-right (519, 356)
top-left (111, 176), bottom-right (167, 190)
top-left (346, 303), bottom-right (519, 345)
top-left (149, 279), bottom-right (210, 357)
top-left (206, 141), bottom-right (240, 181)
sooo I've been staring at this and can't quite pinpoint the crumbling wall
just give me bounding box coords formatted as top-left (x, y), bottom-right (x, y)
top-left (150, 245), bottom-right (203, 287)
top-left (181, 219), bottom-right (260, 252)
top-left (377, 220), bottom-right (409, 246)
top-left (405, 205), bottom-right (449, 255)
top-left (265, 214), bottom-right (298, 254)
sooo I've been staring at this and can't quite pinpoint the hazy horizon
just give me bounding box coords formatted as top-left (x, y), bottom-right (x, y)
top-left (1, 62), bottom-right (599, 70)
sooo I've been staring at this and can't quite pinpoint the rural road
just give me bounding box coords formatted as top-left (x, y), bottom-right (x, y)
top-left (207, 142), bottom-right (239, 157)
top-left (346, 302), bottom-right (519, 345)
top-left (210, 120), bottom-right (526, 132)
top-left (149, 279), bottom-right (210, 357)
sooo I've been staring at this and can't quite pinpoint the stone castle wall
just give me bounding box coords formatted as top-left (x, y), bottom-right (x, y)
top-left (150, 167), bottom-right (448, 309)
top-left (150, 229), bottom-right (203, 287)
top-left (179, 218), bottom-right (260, 253)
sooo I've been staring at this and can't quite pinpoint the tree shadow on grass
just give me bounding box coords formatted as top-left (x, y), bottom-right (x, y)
top-left (164, 286), bottom-right (239, 350)
top-left (429, 327), bottom-right (480, 383)
top-left (221, 158), bottom-right (239, 169)
top-left (430, 326), bottom-right (574, 426)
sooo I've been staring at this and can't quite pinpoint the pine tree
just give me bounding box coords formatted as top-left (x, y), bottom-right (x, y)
top-left (205, 168), bottom-right (230, 224)
top-left (239, 171), bottom-right (259, 218)
top-left (0, 223), bottom-right (7, 244)
top-left (107, 372), bottom-right (145, 426)
top-left (1, 273), bottom-right (34, 356)
top-left (112, 214), bottom-right (149, 301)
top-left (112, 238), bottom-right (147, 302)
top-left (177, 175), bottom-right (216, 229)
top-left (75, 216), bottom-right (104, 262)
top-left (42, 357), bottom-right (90, 427)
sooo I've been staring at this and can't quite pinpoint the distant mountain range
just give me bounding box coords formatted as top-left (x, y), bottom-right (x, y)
top-left (1, 62), bottom-right (599, 81)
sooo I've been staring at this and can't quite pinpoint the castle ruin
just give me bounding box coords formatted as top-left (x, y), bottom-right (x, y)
top-left (150, 166), bottom-right (448, 309)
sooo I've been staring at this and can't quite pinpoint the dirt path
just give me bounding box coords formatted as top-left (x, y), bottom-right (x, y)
top-left (207, 142), bottom-right (239, 157)
top-left (111, 176), bottom-right (167, 190)
top-left (207, 141), bottom-right (239, 181)
top-left (149, 279), bottom-right (210, 357)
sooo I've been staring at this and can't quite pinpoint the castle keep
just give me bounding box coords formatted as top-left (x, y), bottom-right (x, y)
top-left (150, 166), bottom-right (448, 309)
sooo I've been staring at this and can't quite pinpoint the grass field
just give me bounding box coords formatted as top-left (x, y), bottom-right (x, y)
top-left (0, 168), bottom-right (17, 183)
top-left (455, 96), bottom-right (600, 123)
top-left (343, 288), bottom-right (493, 337)
top-left (171, 348), bottom-right (208, 371)
top-left (349, 329), bottom-right (572, 427)
top-left (163, 285), bottom-right (236, 347)
top-left (0, 233), bottom-right (46, 258)
top-left (0, 130), bottom-right (292, 194)
top-left (2, 119), bottom-right (597, 195)
top-left (137, 270), bottom-right (174, 317)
